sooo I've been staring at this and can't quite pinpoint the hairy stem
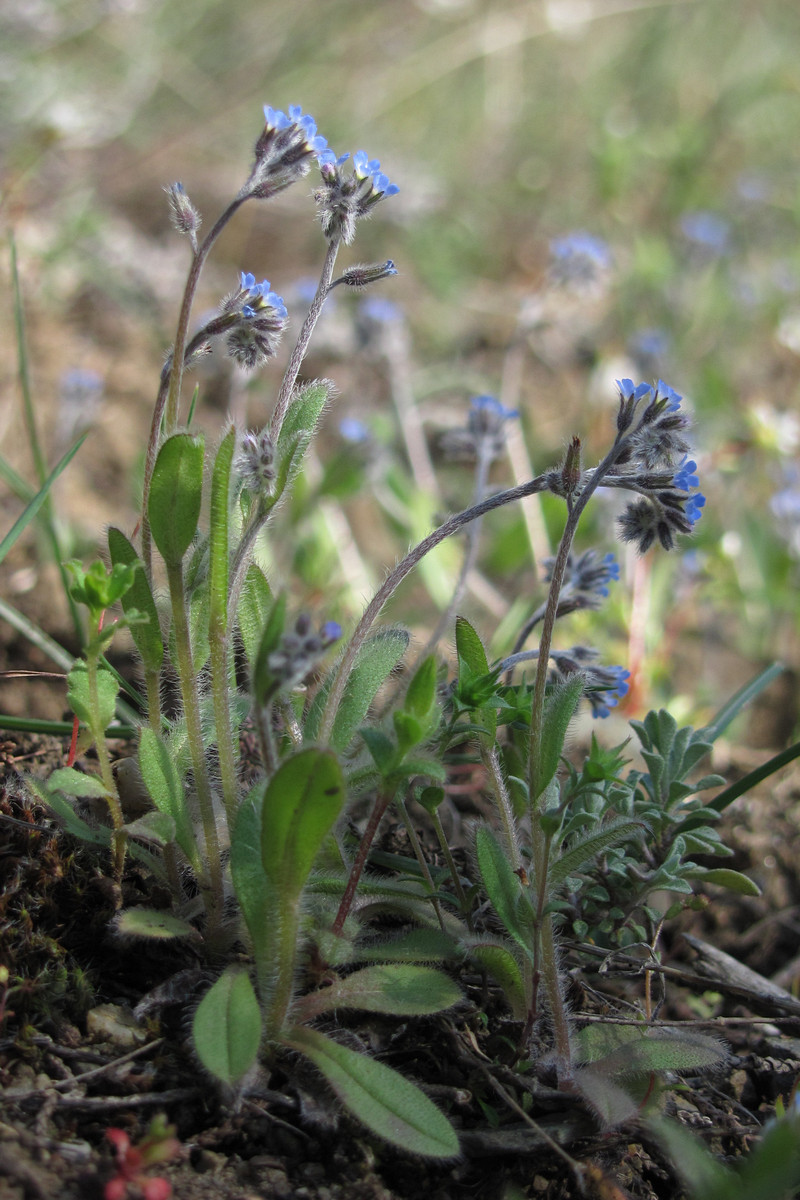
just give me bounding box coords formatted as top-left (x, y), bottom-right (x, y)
top-left (331, 789), bottom-right (392, 936)
top-left (269, 236), bottom-right (341, 441)
top-left (165, 560), bottom-right (224, 946)
top-left (318, 473), bottom-right (549, 746)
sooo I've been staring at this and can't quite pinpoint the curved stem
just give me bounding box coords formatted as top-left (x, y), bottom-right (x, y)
top-left (317, 473), bottom-right (550, 746)
top-left (270, 236), bottom-right (341, 440)
top-left (164, 195), bottom-right (248, 435)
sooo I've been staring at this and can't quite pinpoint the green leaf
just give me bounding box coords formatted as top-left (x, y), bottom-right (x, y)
top-left (261, 749), bottom-right (345, 900)
top-left (67, 661), bottom-right (119, 731)
top-left (121, 810), bottom-right (176, 847)
top-left (236, 565), bottom-right (272, 669)
top-left (532, 672), bottom-right (583, 802)
top-left (112, 908), bottom-right (201, 941)
top-left (469, 941), bottom-right (527, 1020)
top-left (208, 426), bottom-right (236, 636)
top-left (354, 929), bottom-right (462, 964)
top-left (285, 1025), bottom-right (459, 1158)
top-left (48, 767), bottom-right (108, 798)
top-left (108, 527), bottom-right (164, 671)
top-left (148, 432), bottom-right (205, 566)
top-left (193, 969), bottom-right (262, 1087)
top-left (273, 380), bottom-right (331, 499)
top-left (360, 727), bottom-right (397, 774)
top-left (298, 965), bottom-right (461, 1019)
top-left (549, 818), bottom-right (647, 888)
top-left (305, 629), bottom-right (409, 752)
top-left (646, 1117), bottom-right (739, 1199)
top-left (707, 740), bottom-right (800, 814)
top-left (138, 727), bottom-right (198, 866)
top-left (0, 433), bottom-right (89, 566)
top-left (573, 1067), bottom-right (640, 1128)
top-left (578, 1027), bottom-right (728, 1077)
top-left (455, 615), bottom-right (489, 674)
top-left (27, 776), bottom-right (110, 846)
top-left (474, 825), bottom-right (534, 960)
top-left (230, 784), bottom-right (273, 980)
top-left (684, 867), bottom-right (761, 896)
top-left (405, 655), bottom-right (439, 721)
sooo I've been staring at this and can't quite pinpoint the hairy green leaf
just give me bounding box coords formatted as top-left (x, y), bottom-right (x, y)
top-left (549, 818), bottom-right (647, 888)
top-left (108, 527), bottom-right (164, 671)
top-left (532, 672), bottom-right (583, 802)
top-left (285, 1025), bottom-right (459, 1158)
top-left (49, 767), bottom-right (108, 798)
top-left (112, 908), bottom-right (201, 941)
top-left (261, 749), bottom-right (345, 899)
top-left (297, 964), bottom-right (461, 1019)
top-left (138, 727), bottom-right (198, 866)
top-left (148, 433), bottom-right (205, 566)
top-left (305, 629), bottom-right (409, 751)
top-left (474, 825), bottom-right (534, 960)
top-left (193, 969), bottom-right (262, 1087)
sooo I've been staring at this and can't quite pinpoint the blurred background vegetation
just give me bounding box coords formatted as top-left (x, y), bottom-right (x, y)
top-left (2, 0), bottom-right (800, 741)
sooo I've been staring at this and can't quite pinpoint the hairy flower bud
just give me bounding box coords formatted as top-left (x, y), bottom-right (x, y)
top-left (164, 182), bottom-right (201, 241)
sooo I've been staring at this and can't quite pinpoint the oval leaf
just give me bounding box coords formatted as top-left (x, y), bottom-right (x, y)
top-left (261, 749), bottom-right (345, 899)
top-left (298, 965), bottom-right (462, 1019)
top-left (148, 433), bottom-right (205, 566)
top-left (49, 766), bottom-right (108, 799)
top-left (193, 969), bottom-right (262, 1087)
top-left (112, 908), bottom-right (201, 941)
top-left (285, 1025), bottom-right (459, 1159)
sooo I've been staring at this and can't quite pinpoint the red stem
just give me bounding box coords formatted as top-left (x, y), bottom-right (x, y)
top-left (331, 792), bottom-right (391, 936)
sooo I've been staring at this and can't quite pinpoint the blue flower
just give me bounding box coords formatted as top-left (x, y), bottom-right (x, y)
top-left (550, 231), bottom-right (612, 269)
top-left (315, 147), bottom-right (400, 243)
top-left (250, 105), bottom-right (330, 197)
top-left (684, 493), bottom-right (706, 526)
top-left (616, 378), bottom-right (655, 404)
top-left (339, 417), bottom-right (370, 443)
top-left (470, 394), bottom-right (519, 421)
top-left (360, 296), bottom-right (403, 323)
top-left (586, 665), bottom-right (630, 719)
top-left (238, 273), bottom-right (288, 321)
top-left (654, 379), bottom-right (683, 413)
top-left (679, 210), bottom-right (730, 255)
top-left (672, 456), bottom-right (699, 491)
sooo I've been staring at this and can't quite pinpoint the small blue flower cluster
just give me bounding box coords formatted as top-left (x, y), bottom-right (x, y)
top-left (611, 378), bottom-right (706, 551)
top-left (315, 149), bottom-right (400, 244)
top-left (263, 105), bottom-right (330, 162)
top-left (586, 664), bottom-right (631, 719)
top-left (249, 104), bottom-right (332, 198)
top-left (549, 231), bottom-right (612, 288)
top-left (239, 272), bottom-right (288, 321)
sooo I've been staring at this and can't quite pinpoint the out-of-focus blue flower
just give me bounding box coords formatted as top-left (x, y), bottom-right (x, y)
top-left (339, 417), bottom-right (370, 443)
top-left (471, 395), bottom-right (519, 421)
top-left (359, 296), bottom-right (404, 323)
top-left (586, 665), bottom-right (630, 719)
top-left (320, 621), bottom-right (342, 643)
top-left (679, 210), bottom-right (731, 255)
top-left (550, 231), bottom-right (612, 268)
top-left (629, 328), bottom-right (670, 361)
